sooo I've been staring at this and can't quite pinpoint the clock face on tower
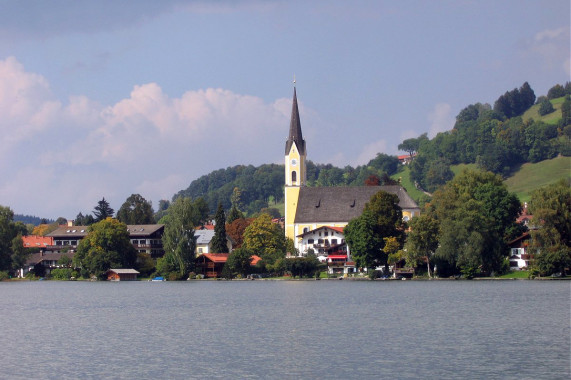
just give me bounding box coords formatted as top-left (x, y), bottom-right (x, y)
top-left (291, 159), bottom-right (297, 166)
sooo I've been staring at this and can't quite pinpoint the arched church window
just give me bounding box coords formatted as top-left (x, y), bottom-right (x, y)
top-left (292, 171), bottom-right (297, 183)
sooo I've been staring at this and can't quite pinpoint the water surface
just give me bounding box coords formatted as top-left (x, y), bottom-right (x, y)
top-left (0, 280), bottom-right (569, 379)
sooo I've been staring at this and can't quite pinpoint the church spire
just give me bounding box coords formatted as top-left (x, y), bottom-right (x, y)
top-left (285, 86), bottom-right (306, 155)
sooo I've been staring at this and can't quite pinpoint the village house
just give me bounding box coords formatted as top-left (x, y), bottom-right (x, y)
top-left (195, 229), bottom-right (233, 255)
top-left (195, 253), bottom-right (261, 278)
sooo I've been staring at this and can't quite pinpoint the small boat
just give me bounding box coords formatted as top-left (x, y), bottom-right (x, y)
top-left (151, 276), bottom-right (166, 281)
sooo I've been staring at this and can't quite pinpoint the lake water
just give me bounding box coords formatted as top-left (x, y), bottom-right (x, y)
top-left (0, 280), bottom-right (569, 379)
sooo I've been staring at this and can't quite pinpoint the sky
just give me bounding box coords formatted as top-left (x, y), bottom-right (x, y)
top-left (0, 0), bottom-right (569, 220)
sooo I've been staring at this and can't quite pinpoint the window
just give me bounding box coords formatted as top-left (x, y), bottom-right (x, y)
top-left (198, 248), bottom-right (203, 253)
top-left (308, 239), bottom-right (314, 244)
top-left (331, 239), bottom-right (338, 245)
top-left (292, 171), bottom-right (297, 183)
top-left (324, 231), bottom-right (329, 236)
top-left (303, 227), bottom-right (308, 233)
top-left (318, 239), bottom-right (324, 244)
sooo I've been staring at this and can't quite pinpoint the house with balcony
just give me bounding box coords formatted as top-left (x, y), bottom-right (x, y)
top-left (508, 232), bottom-right (533, 270)
top-left (46, 223), bottom-right (165, 258)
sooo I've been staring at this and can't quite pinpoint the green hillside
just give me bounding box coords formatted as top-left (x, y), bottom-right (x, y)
top-left (523, 96), bottom-right (565, 125)
top-left (391, 166), bottom-right (427, 202)
top-left (503, 156), bottom-right (571, 202)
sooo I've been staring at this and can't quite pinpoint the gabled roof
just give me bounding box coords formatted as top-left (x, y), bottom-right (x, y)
top-left (250, 255), bottom-right (262, 266)
top-left (47, 224), bottom-right (164, 239)
top-left (285, 87), bottom-right (306, 155)
top-left (296, 225), bottom-right (345, 238)
top-left (125, 224), bottom-right (164, 237)
top-left (200, 253), bottom-right (230, 263)
top-left (195, 230), bottom-right (215, 245)
top-left (22, 235), bottom-right (54, 247)
top-left (294, 186), bottom-right (419, 224)
top-left (107, 269), bottom-right (140, 274)
top-left (25, 251), bottom-right (74, 266)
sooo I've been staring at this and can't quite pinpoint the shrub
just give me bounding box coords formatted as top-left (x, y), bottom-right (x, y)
top-left (538, 99), bottom-right (555, 116)
top-left (0, 271), bottom-right (10, 281)
top-left (51, 268), bottom-right (74, 280)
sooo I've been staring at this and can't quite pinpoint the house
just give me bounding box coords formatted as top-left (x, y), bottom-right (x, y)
top-left (283, 86), bottom-right (420, 255)
top-left (508, 232), bottom-right (533, 270)
top-left (46, 223), bottom-right (165, 258)
top-left (195, 229), bottom-right (233, 255)
top-left (195, 253), bottom-right (262, 278)
top-left (19, 251), bottom-right (75, 278)
top-left (397, 153), bottom-right (416, 165)
top-left (106, 269), bottom-right (140, 281)
top-left (297, 226), bottom-right (347, 256)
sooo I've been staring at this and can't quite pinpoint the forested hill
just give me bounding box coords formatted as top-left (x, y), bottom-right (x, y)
top-left (174, 152), bottom-right (401, 216)
top-left (174, 82), bottom-right (571, 216)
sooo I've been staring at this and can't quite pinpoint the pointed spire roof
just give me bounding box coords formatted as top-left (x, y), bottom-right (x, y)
top-left (285, 87), bottom-right (306, 155)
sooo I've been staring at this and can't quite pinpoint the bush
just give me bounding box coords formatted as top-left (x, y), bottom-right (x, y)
top-left (51, 268), bottom-right (74, 280)
top-left (538, 99), bottom-right (555, 116)
top-left (0, 271), bottom-right (10, 281)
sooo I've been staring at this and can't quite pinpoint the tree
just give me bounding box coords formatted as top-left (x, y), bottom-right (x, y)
top-left (404, 214), bottom-right (440, 277)
top-left (431, 169), bottom-right (521, 277)
top-left (210, 203), bottom-right (229, 253)
top-left (161, 197), bottom-right (197, 279)
top-left (226, 217), bottom-right (253, 249)
top-left (538, 98), bottom-right (555, 116)
top-left (242, 213), bottom-right (286, 266)
top-left (116, 194), bottom-right (155, 225)
top-left (225, 247), bottom-right (253, 277)
top-left (74, 218), bottom-right (137, 279)
top-left (75, 212), bottom-right (95, 226)
top-left (528, 179), bottom-right (571, 276)
top-left (344, 191), bottom-right (405, 271)
top-left (0, 206), bottom-right (27, 272)
top-left (10, 235), bottom-right (29, 274)
top-left (93, 197), bottom-right (114, 221)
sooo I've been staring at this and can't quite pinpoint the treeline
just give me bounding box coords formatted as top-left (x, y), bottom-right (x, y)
top-left (408, 82), bottom-right (571, 193)
top-left (174, 154), bottom-right (401, 216)
top-left (14, 215), bottom-right (54, 226)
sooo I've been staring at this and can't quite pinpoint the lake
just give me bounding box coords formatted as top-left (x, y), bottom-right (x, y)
top-left (0, 280), bottom-right (569, 379)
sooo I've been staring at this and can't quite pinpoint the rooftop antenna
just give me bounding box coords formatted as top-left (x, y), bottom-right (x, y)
top-left (293, 74), bottom-right (296, 87)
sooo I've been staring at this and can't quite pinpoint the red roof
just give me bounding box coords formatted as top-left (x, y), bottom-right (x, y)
top-left (328, 255), bottom-right (347, 259)
top-left (202, 253), bottom-right (229, 263)
top-left (22, 235), bottom-right (54, 248)
top-left (250, 255), bottom-right (262, 266)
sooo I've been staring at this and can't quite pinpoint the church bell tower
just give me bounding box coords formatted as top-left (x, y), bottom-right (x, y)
top-left (284, 84), bottom-right (306, 243)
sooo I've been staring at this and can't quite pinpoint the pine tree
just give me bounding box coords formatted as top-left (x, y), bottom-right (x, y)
top-left (210, 203), bottom-right (229, 253)
top-left (93, 197), bottom-right (114, 222)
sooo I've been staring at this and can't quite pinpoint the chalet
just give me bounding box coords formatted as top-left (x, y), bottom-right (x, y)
top-left (195, 253), bottom-right (262, 278)
top-left (297, 226), bottom-right (347, 256)
top-left (397, 153), bottom-right (416, 165)
top-left (106, 269), bottom-right (140, 281)
top-left (508, 232), bottom-right (533, 270)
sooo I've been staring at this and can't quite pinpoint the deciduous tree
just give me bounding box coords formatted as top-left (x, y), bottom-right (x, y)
top-left (529, 179), bottom-right (571, 276)
top-left (242, 213), bottom-right (286, 265)
top-left (117, 194), bottom-right (154, 225)
top-left (160, 197), bottom-right (197, 279)
top-left (74, 218), bottom-right (137, 278)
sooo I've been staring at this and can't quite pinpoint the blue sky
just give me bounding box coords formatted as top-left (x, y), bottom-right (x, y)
top-left (0, 0), bottom-right (569, 219)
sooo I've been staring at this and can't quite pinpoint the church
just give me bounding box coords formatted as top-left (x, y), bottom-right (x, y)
top-left (284, 87), bottom-right (420, 255)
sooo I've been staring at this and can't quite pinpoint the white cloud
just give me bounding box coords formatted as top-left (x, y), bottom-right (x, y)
top-left (427, 103), bottom-right (454, 138)
top-left (526, 26), bottom-right (570, 74)
top-left (0, 57), bottom-right (292, 218)
top-left (352, 139), bottom-right (388, 167)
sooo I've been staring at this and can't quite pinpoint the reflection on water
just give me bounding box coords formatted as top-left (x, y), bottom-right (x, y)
top-left (0, 280), bottom-right (569, 379)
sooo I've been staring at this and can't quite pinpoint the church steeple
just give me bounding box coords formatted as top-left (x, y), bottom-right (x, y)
top-left (285, 87), bottom-right (306, 155)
